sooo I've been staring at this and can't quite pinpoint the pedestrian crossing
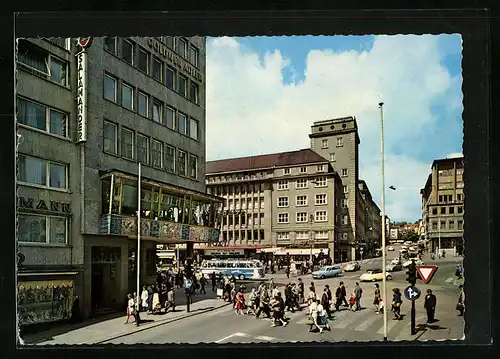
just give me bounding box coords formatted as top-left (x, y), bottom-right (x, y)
top-left (215, 332), bottom-right (279, 343)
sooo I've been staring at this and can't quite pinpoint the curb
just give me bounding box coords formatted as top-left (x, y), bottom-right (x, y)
top-left (94, 301), bottom-right (231, 344)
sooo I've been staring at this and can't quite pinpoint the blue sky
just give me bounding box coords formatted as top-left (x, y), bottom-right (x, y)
top-left (205, 35), bottom-right (463, 221)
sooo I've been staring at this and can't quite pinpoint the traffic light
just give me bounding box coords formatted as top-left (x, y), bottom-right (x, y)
top-left (184, 258), bottom-right (193, 279)
top-left (406, 261), bottom-right (417, 286)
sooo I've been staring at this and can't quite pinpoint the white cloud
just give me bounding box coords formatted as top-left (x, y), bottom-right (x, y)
top-left (205, 35), bottom-right (463, 221)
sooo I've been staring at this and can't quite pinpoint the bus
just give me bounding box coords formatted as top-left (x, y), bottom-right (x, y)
top-left (199, 258), bottom-right (265, 280)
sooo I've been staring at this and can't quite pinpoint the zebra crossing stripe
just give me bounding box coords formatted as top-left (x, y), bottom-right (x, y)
top-left (353, 313), bottom-right (382, 331)
top-left (445, 277), bottom-right (454, 283)
top-left (254, 335), bottom-right (277, 341)
top-left (332, 311), bottom-right (362, 329)
top-left (376, 316), bottom-right (400, 334)
top-left (393, 315), bottom-right (428, 341)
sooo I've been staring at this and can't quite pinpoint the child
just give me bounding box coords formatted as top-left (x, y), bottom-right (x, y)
top-left (349, 292), bottom-right (356, 311)
top-left (378, 299), bottom-right (384, 314)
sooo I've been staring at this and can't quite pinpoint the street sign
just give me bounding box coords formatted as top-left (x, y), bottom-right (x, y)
top-left (404, 286), bottom-right (421, 301)
top-left (417, 265), bottom-right (438, 284)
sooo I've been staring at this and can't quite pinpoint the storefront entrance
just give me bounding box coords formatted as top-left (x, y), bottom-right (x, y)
top-left (91, 246), bottom-right (121, 313)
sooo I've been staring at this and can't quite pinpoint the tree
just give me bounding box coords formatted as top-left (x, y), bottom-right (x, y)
top-left (400, 229), bottom-right (419, 242)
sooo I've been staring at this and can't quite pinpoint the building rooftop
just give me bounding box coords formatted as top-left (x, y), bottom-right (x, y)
top-left (312, 116), bottom-right (355, 126)
top-left (431, 156), bottom-right (464, 168)
top-left (206, 148), bottom-right (329, 174)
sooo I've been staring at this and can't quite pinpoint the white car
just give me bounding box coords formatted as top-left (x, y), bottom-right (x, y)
top-left (399, 249), bottom-right (408, 254)
top-left (390, 258), bottom-right (401, 265)
top-left (387, 246), bottom-right (395, 251)
top-left (402, 259), bottom-right (424, 268)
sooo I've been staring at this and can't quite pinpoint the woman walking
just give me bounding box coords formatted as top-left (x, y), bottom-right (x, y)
top-left (235, 288), bottom-right (246, 315)
top-left (391, 288), bottom-right (403, 320)
top-left (373, 284), bottom-right (381, 313)
top-left (125, 293), bottom-right (135, 324)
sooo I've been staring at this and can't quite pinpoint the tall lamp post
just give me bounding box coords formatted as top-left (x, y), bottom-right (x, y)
top-left (135, 162), bottom-right (142, 326)
top-left (309, 214), bottom-right (315, 263)
top-left (379, 102), bottom-right (389, 341)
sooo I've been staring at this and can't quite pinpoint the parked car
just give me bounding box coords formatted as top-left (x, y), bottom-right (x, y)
top-left (386, 262), bottom-right (403, 272)
top-left (312, 265), bottom-right (343, 279)
top-left (343, 262), bottom-right (361, 272)
top-left (399, 249), bottom-right (408, 254)
top-left (402, 259), bottom-right (424, 268)
top-left (359, 269), bottom-right (393, 282)
top-left (387, 246), bottom-right (395, 251)
top-left (390, 258), bottom-right (401, 265)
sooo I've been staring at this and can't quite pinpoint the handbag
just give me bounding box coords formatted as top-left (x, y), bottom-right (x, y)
top-left (456, 303), bottom-right (464, 311)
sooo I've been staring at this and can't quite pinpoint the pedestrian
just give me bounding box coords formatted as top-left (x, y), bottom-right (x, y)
top-left (315, 299), bottom-right (331, 333)
top-left (285, 265), bottom-right (290, 279)
top-left (354, 282), bottom-right (363, 310)
top-left (141, 286), bottom-right (148, 312)
top-left (424, 289), bottom-right (437, 323)
top-left (256, 289), bottom-right (271, 319)
top-left (456, 285), bottom-right (465, 316)
top-left (200, 274), bottom-right (207, 294)
top-left (373, 283), bottom-right (381, 313)
top-left (247, 288), bottom-right (258, 315)
top-left (340, 281), bottom-right (348, 307)
top-left (235, 288), bottom-right (246, 315)
top-left (125, 293), bottom-right (135, 324)
top-left (147, 285), bottom-right (154, 313)
top-left (270, 292), bottom-right (287, 327)
top-left (70, 296), bottom-right (82, 323)
top-left (165, 287), bottom-right (176, 313)
top-left (284, 284), bottom-right (295, 312)
top-left (272, 284), bottom-right (280, 298)
top-left (455, 265), bottom-right (463, 279)
top-left (307, 285), bottom-right (317, 306)
top-left (297, 278), bottom-right (305, 304)
top-left (391, 288), bottom-right (403, 320)
top-left (152, 287), bottom-right (161, 314)
top-left (321, 287), bottom-right (332, 319)
top-left (211, 271), bottom-right (217, 291)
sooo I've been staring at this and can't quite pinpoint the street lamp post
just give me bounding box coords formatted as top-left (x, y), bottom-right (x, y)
top-left (309, 214), bottom-right (314, 264)
top-left (379, 102), bottom-right (389, 341)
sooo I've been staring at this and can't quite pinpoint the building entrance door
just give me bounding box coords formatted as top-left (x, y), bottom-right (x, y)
top-left (91, 246), bottom-right (121, 313)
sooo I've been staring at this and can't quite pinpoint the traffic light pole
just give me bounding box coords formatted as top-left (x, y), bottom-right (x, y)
top-left (411, 299), bottom-right (416, 335)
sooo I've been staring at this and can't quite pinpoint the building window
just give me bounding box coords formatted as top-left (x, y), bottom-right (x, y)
top-left (341, 168), bottom-right (348, 177)
top-left (189, 82), bottom-right (199, 104)
top-left (329, 153), bottom-right (336, 162)
top-left (299, 166), bottom-right (307, 174)
top-left (190, 45), bottom-right (199, 67)
top-left (152, 100), bottom-right (163, 124)
top-left (296, 232), bottom-right (309, 240)
top-left (440, 220), bottom-right (446, 229)
top-left (177, 112), bottom-right (187, 135)
top-left (440, 207), bottom-right (446, 215)
top-left (431, 221), bottom-right (438, 230)
top-left (457, 220), bottom-right (463, 230)
top-left (189, 118), bottom-right (199, 140)
top-left (165, 145), bottom-right (175, 173)
top-left (166, 36), bottom-right (175, 49)
top-left (103, 120), bottom-right (118, 154)
top-left (178, 75), bottom-right (188, 97)
top-left (296, 212), bottom-right (308, 223)
top-left (449, 206), bottom-right (455, 214)
top-left (277, 197), bottom-right (289, 208)
top-left (336, 137), bottom-right (343, 147)
top-left (341, 198), bottom-right (348, 208)
top-left (152, 57), bottom-right (163, 82)
top-left (277, 232), bottom-right (289, 241)
top-left (138, 48), bottom-right (149, 73)
top-left (121, 127), bottom-right (134, 160)
top-left (18, 213), bottom-right (67, 244)
top-left (17, 40), bottom-right (68, 86)
top-left (137, 134), bottom-right (149, 164)
top-left (163, 107), bottom-right (175, 130)
top-left (277, 213), bottom-right (289, 224)
top-left (18, 154), bottom-right (67, 189)
top-left (315, 194), bottom-right (327, 205)
top-left (342, 215), bottom-right (349, 225)
top-left (178, 150), bottom-right (187, 176)
top-left (315, 211), bottom-right (327, 222)
top-left (296, 179), bottom-right (308, 189)
top-left (122, 39), bottom-right (134, 64)
top-left (432, 208), bottom-right (438, 215)
top-left (151, 139), bottom-right (163, 168)
top-left (177, 38), bottom-right (187, 58)
top-left (315, 231), bottom-right (328, 239)
top-left (449, 220), bottom-right (455, 230)
top-left (458, 206), bottom-right (463, 214)
top-left (457, 194), bottom-right (463, 201)
top-left (166, 67), bottom-right (175, 89)
top-left (296, 195), bottom-right (308, 206)
top-left (277, 180), bottom-right (289, 190)
top-left (121, 83), bottom-right (134, 110)
top-left (317, 165), bottom-right (325, 172)
top-left (104, 37), bottom-right (117, 54)
top-left (313, 177), bottom-right (326, 187)
top-left (189, 154), bottom-right (198, 179)
top-left (321, 139), bottom-right (328, 149)
top-left (138, 92), bottom-right (149, 117)
top-left (17, 98), bottom-right (68, 137)
top-left (283, 168), bottom-right (291, 175)
top-left (103, 74), bottom-right (117, 102)
top-left (343, 185), bottom-right (349, 193)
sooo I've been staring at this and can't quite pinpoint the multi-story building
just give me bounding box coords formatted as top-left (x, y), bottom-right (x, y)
top-left (16, 36), bottom-right (222, 326)
top-left (357, 180), bottom-right (382, 253)
top-left (420, 156), bottom-right (464, 256)
top-left (206, 116), bottom-right (382, 262)
top-left (389, 226), bottom-right (400, 241)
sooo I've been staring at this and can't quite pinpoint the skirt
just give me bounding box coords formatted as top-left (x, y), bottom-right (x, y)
top-left (373, 297), bottom-right (380, 305)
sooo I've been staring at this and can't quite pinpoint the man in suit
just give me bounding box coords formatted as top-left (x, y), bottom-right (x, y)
top-left (424, 289), bottom-right (437, 323)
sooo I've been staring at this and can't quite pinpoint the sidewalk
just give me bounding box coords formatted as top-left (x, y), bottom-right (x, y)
top-left (21, 288), bottom-right (229, 346)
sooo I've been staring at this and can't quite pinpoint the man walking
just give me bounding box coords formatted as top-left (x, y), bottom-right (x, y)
top-left (200, 274), bottom-right (207, 295)
top-left (297, 278), bottom-right (305, 304)
top-left (456, 285), bottom-right (465, 316)
top-left (321, 287), bottom-right (333, 319)
top-left (354, 282), bottom-right (363, 311)
top-left (340, 281), bottom-right (348, 307)
top-left (211, 271), bottom-right (217, 291)
top-left (424, 289), bottom-right (437, 323)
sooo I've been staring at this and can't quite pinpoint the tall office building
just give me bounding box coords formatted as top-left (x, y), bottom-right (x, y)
top-left (16, 36), bottom-right (222, 326)
top-left (420, 155), bottom-right (464, 256)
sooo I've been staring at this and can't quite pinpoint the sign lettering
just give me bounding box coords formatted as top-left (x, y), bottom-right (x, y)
top-left (19, 197), bottom-right (33, 209)
top-left (146, 38), bottom-right (203, 83)
top-left (50, 201), bottom-right (59, 212)
top-left (18, 197), bottom-right (71, 214)
top-left (76, 50), bottom-right (88, 143)
top-left (36, 200), bottom-right (49, 211)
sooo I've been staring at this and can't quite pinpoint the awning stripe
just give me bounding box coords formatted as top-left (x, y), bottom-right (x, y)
top-left (18, 280), bottom-right (74, 290)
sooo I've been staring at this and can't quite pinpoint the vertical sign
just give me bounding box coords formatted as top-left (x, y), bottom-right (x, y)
top-left (76, 38), bottom-right (92, 143)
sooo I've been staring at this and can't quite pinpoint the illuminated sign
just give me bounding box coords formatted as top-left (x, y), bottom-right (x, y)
top-left (146, 38), bottom-right (203, 83)
top-left (76, 46), bottom-right (88, 143)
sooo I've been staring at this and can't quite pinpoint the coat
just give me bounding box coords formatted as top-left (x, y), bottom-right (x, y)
top-left (424, 294), bottom-right (437, 309)
top-left (354, 286), bottom-right (363, 299)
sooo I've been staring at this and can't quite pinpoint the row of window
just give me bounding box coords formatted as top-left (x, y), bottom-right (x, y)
top-left (277, 231), bottom-right (329, 241)
top-left (103, 120), bottom-right (198, 179)
top-left (105, 37), bottom-right (200, 70)
top-left (283, 165), bottom-right (326, 175)
top-left (17, 97), bottom-right (68, 138)
top-left (277, 211), bottom-right (328, 224)
top-left (18, 213), bottom-right (68, 245)
top-left (208, 183), bottom-right (266, 196)
top-left (225, 197), bottom-right (265, 211)
top-left (430, 219), bottom-right (464, 231)
top-left (438, 168), bottom-right (464, 176)
top-left (17, 40), bottom-right (69, 87)
top-left (223, 213), bottom-right (265, 226)
top-left (430, 205), bottom-right (464, 216)
top-left (104, 73), bottom-right (199, 139)
top-left (222, 230), bottom-right (265, 242)
top-left (18, 154), bottom-right (68, 190)
top-left (277, 177), bottom-right (328, 190)
top-left (104, 38), bottom-right (200, 104)
top-left (321, 137), bottom-right (344, 149)
top-left (277, 194), bottom-right (327, 207)
top-left (437, 193), bottom-right (463, 203)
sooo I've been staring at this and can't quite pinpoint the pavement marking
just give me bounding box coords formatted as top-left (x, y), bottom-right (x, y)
top-left (215, 332), bottom-right (248, 343)
top-left (393, 314), bottom-right (429, 341)
top-left (254, 335), bottom-right (277, 341)
top-left (445, 277), bottom-right (454, 284)
top-left (353, 313), bottom-right (382, 331)
top-left (376, 316), bottom-right (401, 334)
top-left (332, 311), bottom-right (361, 329)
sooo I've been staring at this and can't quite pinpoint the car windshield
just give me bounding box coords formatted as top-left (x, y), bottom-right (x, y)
top-left (319, 267), bottom-right (331, 271)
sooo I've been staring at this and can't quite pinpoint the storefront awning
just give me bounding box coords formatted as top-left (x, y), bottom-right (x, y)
top-left (257, 247), bottom-right (281, 253)
top-left (18, 279), bottom-right (74, 290)
top-left (18, 272), bottom-right (78, 277)
top-left (274, 248), bottom-right (329, 256)
top-left (157, 250), bottom-right (176, 258)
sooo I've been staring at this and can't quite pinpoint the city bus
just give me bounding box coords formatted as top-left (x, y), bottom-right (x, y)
top-left (199, 258), bottom-right (265, 280)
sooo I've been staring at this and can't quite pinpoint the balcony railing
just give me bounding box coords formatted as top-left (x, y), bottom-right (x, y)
top-left (100, 214), bottom-right (220, 242)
